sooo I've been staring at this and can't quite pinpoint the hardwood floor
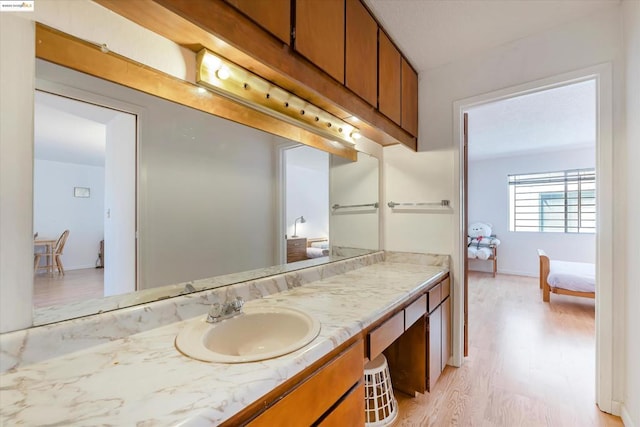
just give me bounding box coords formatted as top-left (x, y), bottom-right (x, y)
top-left (33, 268), bottom-right (104, 308)
top-left (395, 272), bottom-right (622, 427)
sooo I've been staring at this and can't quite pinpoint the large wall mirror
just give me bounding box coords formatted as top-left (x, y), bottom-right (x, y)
top-left (31, 58), bottom-right (380, 326)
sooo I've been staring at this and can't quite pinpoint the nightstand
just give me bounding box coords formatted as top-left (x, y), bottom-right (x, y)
top-left (287, 238), bottom-right (308, 263)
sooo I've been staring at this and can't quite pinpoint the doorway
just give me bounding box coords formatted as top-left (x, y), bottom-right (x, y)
top-left (281, 144), bottom-right (329, 264)
top-left (33, 90), bottom-right (137, 306)
top-left (454, 64), bottom-right (615, 413)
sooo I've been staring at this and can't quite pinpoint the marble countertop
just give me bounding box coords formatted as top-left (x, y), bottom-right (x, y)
top-left (0, 261), bottom-right (447, 426)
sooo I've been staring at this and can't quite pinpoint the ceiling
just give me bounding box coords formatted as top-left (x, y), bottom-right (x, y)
top-left (365, 0), bottom-right (620, 72)
top-left (466, 79), bottom-right (596, 160)
top-left (34, 91), bottom-right (121, 167)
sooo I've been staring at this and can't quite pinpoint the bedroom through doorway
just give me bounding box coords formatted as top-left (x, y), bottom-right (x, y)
top-left (462, 76), bottom-right (602, 410)
top-left (282, 145), bottom-right (330, 264)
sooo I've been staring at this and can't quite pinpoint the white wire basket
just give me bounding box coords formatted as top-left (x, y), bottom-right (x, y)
top-left (364, 354), bottom-right (398, 426)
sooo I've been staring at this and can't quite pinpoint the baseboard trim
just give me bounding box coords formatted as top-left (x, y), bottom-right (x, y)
top-left (468, 267), bottom-right (537, 277)
top-left (622, 405), bottom-right (635, 427)
top-left (66, 264), bottom-right (97, 271)
top-left (611, 400), bottom-right (622, 416)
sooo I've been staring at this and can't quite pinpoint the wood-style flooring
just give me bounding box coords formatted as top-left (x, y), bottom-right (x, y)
top-left (394, 272), bottom-right (623, 427)
top-left (33, 268), bottom-right (104, 308)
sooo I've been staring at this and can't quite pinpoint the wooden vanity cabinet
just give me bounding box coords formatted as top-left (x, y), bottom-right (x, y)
top-left (427, 304), bottom-right (443, 390)
top-left (317, 381), bottom-right (365, 426)
top-left (368, 310), bottom-right (404, 360)
top-left (295, 0), bottom-right (345, 83)
top-left (225, 0), bottom-right (291, 44)
top-left (241, 339), bottom-right (364, 426)
top-left (441, 293), bottom-right (452, 371)
top-left (426, 276), bottom-right (451, 390)
top-left (383, 275), bottom-right (452, 395)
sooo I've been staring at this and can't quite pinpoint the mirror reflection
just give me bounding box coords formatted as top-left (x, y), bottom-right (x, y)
top-left (32, 59), bottom-right (379, 326)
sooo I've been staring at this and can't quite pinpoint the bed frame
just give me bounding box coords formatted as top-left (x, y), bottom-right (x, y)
top-left (538, 249), bottom-right (595, 302)
top-left (307, 237), bottom-right (328, 248)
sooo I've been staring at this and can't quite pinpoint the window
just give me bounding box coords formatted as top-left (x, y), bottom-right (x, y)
top-left (509, 168), bottom-right (595, 233)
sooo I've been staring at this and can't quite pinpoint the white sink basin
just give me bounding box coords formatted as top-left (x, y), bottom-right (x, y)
top-left (175, 305), bottom-right (321, 363)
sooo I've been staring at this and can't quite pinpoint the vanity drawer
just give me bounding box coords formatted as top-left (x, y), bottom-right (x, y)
top-left (404, 294), bottom-right (427, 328)
top-left (441, 277), bottom-right (450, 300)
top-left (317, 381), bottom-right (365, 426)
top-left (247, 339), bottom-right (364, 427)
top-left (427, 282), bottom-right (442, 314)
top-left (368, 310), bottom-right (404, 360)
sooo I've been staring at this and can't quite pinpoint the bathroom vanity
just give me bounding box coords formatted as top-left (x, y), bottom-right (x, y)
top-left (0, 253), bottom-right (450, 425)
top-left (229, 272), bottom-right (451, 426)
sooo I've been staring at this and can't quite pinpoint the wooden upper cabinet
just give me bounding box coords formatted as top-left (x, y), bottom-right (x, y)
top-left (225, 0), bottom-right (291, 44)
top-left (401, 58), bottom-right (418, 137)
top-left (378, 30), bottom-right (401, 125)
top-left (345, 0), bottom-right (377, 107)
top-left (295, 0), bottom-right (345, 83)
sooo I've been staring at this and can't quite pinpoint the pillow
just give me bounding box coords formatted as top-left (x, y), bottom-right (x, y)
top-left (310, 241), bottom-right (329, 249)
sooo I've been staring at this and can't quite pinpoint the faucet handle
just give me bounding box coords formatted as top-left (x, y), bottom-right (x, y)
top-left (207, 303), bottom-right (223, 323)
top-left (231, 297), bottom-right (244, 312)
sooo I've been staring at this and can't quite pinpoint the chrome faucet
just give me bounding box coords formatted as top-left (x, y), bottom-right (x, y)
top-left (206, 297), bottom-right (245, 323)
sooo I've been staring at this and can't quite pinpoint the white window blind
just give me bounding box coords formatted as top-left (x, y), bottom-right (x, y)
top-left (508, 168), bottom-right (596, 233)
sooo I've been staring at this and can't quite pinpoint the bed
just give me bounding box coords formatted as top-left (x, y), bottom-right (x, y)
top-left (306, 237), bottom-right (330, 259)
top-left (537, 249), bottom-right (595, 302)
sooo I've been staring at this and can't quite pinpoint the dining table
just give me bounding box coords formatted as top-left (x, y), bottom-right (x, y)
top-left (34, 237), bottom-right (57, 275)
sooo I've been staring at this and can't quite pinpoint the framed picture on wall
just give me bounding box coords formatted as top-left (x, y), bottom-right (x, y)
top-left (74, 187), bottom-right (90, 198)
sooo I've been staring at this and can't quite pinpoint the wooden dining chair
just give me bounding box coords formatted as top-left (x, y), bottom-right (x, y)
top-left (53, 230), bottom-right (70, 275)
top-left (35, 230), bottom-right (70, 275)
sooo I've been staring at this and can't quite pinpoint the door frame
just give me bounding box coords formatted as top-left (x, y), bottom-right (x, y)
top-left (452, 63), bottom-right (618, 414)
top-left (35, 78), bottom-right (143, 292)
top-left (276, 141), bottom-right (303, 264)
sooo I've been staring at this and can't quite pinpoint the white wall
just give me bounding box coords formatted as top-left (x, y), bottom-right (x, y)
top-left (330, 151), bottom-right (380, 250)
top-left (383, 145), bottom-right (454, 254)
top-left (33, 159), bottom-right (105, 270)
top-left (419, 8), bottom-right (622, 153)
top-left (623, 1), bottom-right (640, 426)
top-left (383, 5), bottom-right (626, 411)
top-left (0, 14), bottom-right (34, 333)
top-left (468, 147), bottom-right (596, 276)
top-left (285, 146), bottom-right (329, 239)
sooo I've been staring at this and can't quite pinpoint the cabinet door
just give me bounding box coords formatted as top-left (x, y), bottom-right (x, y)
top-left (317, 382), bottom-right (365, 426)
top-left (441, 296), bottom-right (452, 371)
top-left (295, 0), bottom-right (345, 83)
top-left (345, 0), bottom-right (377, 106)
top-left (401, 57), bottom-right (418, 136)
top-left (226, 0), bottom-right (291, 44)
top-left (248, 340), bottom-right (363, 426)
top-left (378, 30), bottom-right (401, 125)
top-left (427, 305), bottom-right (442, 392)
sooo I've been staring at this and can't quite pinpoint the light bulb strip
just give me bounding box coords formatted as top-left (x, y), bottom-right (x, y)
top-left (196, 49), bottom-right (358, 147)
